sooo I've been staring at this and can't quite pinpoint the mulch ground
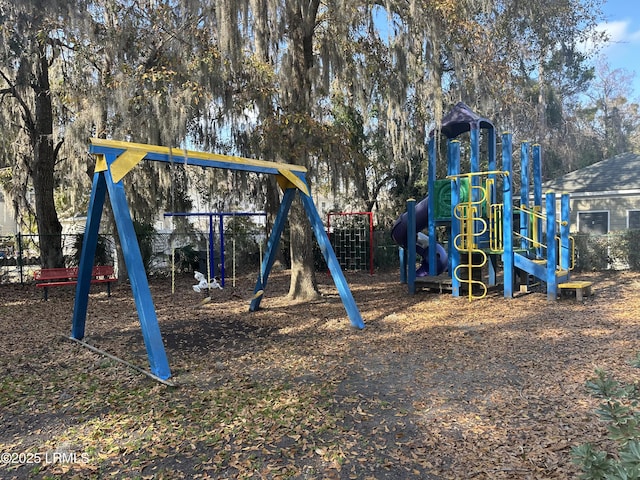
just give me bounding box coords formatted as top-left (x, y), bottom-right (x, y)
top-left (1, 269), bottom-right (639, 479)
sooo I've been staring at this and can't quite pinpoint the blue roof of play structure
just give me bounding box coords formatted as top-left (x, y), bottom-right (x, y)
top-left (435, 102), bottom-right (495, 139)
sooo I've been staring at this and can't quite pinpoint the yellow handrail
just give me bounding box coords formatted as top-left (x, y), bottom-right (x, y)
top-left (513, 204), bottom-right (575, 270)
top-left (516, 205), bottom-right (568, 227)
top-left (446, 170), bottom-right (509, 180)
top-left (512, 232), bottom-right (576, 271)
top-left (489, 203), bottom-right (503, 251)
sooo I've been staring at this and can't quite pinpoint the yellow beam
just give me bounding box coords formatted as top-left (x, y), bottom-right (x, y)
top-left (90, 138), bottom-right (307, 174)
top-left (277, 168), bottom-right (310, 196)
top-left (95, 154), bottom-right (107, 173)
top-left (111, 150), bottom-right (147, 183)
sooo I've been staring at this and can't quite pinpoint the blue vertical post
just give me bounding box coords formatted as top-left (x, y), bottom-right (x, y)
top-left (470, 127), bottom-right (480, 193)
top-left (487, 126), bottom-right (497, 286)
top-left (560, 193), bottom-right (571, 272)
top-left (502, 133), bottom-right (514, 298)
top-left (533, 145), bottom-right (543, 259)
top-left (449, 140), bottom-right (461, 297)
top-left (250, 188), bottom-right (296, 311)
top-left (300, 187), bottom-right (365, 329)
top-left (92, 154), bottom-right (171, 380)
top-left (520, 143), bottom-right (530, 252)
top-left (109, 176), bottom-right (171, 379)
top-left (407, 199), bottom-right (417, 294)
top-left (427, 136), bottom-right (437, 276)
top-left (470, 127), bottom-right (480, 235)
top-left (219, 214), bottom-right (225, 286)
top-left (72, 171), bottom-right (108, 340)
top-left (546, 191), bottom-right (558, 301)
top-left (487, 126), bottom-right (497, 203)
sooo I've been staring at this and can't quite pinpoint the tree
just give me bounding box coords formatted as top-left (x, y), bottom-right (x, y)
top-left (211, 0), bottom-right (451, 298)
top-left (0, 0), bottom-right (67, 268)
top-left (583, 59), bottom-right (639, 158)
top-left (0, 0), bottom-right (613, 284)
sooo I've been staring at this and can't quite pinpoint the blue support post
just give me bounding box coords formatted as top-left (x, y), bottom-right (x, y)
top-left (449, 141), bottom-right (461, 297)
top-left (250, 188), bottom-right (296, 311)
top-left (407, 199), bottom-right (416, 294)
top-left (546, 192), bottom-right (558, 301)
top-left (84, 153), bottom-right (172, 380)
top-left (487, 126), bottom-right (498, 287)
top-left (502, 133), bottom-right (514, 298)
top-left (470, 127), bottom-right (480, 198)
top-left (560, 193), bottom-right (571, 272)
top-left (300, 187), bottom-right (365, 329)
top-left (218, 214), bottom-right (225, 286)
top-left (72, 171), bottom-right (108, 340)
top-left (487, 126), bottom-right (497, 203)
top-left (427, 137), bottom-right (437, 276)
top-left (470, 128), bottom-right (481, 244)
top-left (109, 174), bottom-right (171, 379)
top-left (520, 143), bottom-right (530, 252)
top-left (533, 145), bottom-right (543, 259)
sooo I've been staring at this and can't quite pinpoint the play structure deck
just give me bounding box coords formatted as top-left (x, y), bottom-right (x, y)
top-left (392, 102), bottom-right (592, 301)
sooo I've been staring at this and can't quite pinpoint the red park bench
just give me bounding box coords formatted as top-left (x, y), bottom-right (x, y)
top-left (34, 265), bottom-right (116, 301)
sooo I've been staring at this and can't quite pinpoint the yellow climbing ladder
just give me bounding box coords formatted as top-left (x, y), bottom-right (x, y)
top-left (452, 184), bottom-right (488, 300)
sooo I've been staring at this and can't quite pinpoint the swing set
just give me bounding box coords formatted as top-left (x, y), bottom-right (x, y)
top-left (71, 139), bottom-right (365, 381)
top-left (163, 211), bottom-right (267, 289)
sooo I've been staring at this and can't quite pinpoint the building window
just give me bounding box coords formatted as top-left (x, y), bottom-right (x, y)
top-left (578, 211), bottom-right (609, 234)
top-left (629, 211), bottom-right (640, 230)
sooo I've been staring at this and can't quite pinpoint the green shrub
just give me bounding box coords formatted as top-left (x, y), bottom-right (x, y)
top-left (69, 233), bottom-right (113, 266)
top-left (572, 363), bottom-right (640, 479)
top-left (173, 244), bottom-right (200, 272)
top-left (611, 230), bottom-right (640, 271)
top-left (573, 234), bottom-right (611, 272)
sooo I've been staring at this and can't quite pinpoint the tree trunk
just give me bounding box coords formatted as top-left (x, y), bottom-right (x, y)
top-left (285, 1), bottom-right (320, 301)
top-left (32, 41), bottom-right (63, 268)
top-left (287, 196), bottom-right (318, 300)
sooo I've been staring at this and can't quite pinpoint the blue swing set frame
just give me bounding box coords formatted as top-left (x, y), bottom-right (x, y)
top-left (71, 139), bottom-right (365, 381)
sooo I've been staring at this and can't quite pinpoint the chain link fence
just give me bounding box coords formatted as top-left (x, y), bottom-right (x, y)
top-left (0, 217), bottom-right (269, 285)
top-left (0, 233), bottom-right (99, 285)
top-left (2, 229), bottom-right (638, 285)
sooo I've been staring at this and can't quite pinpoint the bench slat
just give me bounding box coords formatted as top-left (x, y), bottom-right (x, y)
top-left (34, 266), bottom-right (116, 300)
top-left (34, 266), bottom-right (114, 280)
top-left (35, 278), bottom-right (115, 288)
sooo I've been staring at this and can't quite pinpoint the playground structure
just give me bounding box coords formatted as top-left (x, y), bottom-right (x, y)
top-left (163, 211), bottom-right (267, 288)
top-left (392, 102), bottom-right (580, 300)
top-left (71, 139), bottom-right (365, 381)
top-left (327, 212), bottom-right (374, 275)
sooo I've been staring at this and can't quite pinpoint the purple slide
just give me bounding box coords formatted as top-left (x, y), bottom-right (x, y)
top-left (391, 196), bottom-right (448, 276)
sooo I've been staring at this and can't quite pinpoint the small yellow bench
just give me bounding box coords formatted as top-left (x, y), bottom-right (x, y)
top-left (558, 281), bottom-right (593, 301)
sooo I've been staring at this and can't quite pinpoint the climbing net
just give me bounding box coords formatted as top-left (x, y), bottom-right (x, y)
top-left (327, 212), bottom-right (374, 274)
